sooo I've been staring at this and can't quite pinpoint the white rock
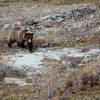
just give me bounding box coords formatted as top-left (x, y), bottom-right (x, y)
top-left (4, 77), bottom-right (32, 86)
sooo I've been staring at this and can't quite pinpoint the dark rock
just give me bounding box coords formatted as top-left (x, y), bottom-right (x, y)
top-left (30, 88), bottom-right (40, 93)
top-left (24, 20), bottom-right (39, 26)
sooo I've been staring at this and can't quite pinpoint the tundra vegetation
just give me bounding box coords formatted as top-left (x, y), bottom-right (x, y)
top-left (0, 0), bottom-right (100, 100)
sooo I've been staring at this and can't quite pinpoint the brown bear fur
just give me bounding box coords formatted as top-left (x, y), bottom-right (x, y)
top-left (7, 26), bottom-right (34, 52)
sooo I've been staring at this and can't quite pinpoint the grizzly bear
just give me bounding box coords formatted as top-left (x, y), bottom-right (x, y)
top-left (7, 26), bottom-right (34, 52)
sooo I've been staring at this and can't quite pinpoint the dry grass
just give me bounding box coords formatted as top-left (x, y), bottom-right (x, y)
top-left (0, 0), bottom-right (99, 4)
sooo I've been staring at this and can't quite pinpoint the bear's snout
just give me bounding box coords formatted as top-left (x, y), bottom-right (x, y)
top-left (28, 39), bottom-right (32, 43)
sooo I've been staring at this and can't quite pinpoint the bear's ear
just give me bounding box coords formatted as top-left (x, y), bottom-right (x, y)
top-left (25, 26), bottom-right (33, 31)
top-left (26, 26), bottom-right (30, 30)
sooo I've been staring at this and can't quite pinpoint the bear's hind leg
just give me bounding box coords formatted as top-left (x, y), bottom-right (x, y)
top-left (7, 40), bottom-right (15, 48)
top-left (7, 42), bottom-right (11, 48)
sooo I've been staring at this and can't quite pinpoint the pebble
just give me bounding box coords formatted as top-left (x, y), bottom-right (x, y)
top-left (4, 24), bottom-right (11, 29)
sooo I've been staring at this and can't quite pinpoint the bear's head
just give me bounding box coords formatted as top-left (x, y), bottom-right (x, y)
top-left (24, 31), bottom-right (34, 42)
top-left (23, 27), bottom-right (34, 43)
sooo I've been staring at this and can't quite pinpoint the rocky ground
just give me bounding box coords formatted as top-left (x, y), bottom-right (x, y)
top-left (0, 2), bottom-right (100, 100)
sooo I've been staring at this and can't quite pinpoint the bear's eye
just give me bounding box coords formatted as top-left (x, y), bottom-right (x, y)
top-left (24, 34), bottom-right (28, 39)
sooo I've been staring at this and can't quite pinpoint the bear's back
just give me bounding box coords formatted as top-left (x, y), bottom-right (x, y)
top-left (8, 27), bottom-right (22, 41)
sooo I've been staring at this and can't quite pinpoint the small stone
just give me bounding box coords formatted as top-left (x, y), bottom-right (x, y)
top-left (24, 20), bottom-right (39, 26)
top-left (43, 15), bottom-right (56, 21)
top-left (16, 21), bottom-right (22, 26)
top-left (4, 24), bottom-right (11, 29)
top-left (57, 17), bottom-right (64, 22)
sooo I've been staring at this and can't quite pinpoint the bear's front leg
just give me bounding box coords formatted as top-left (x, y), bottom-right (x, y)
top-left (17, 41), bottom-right (25, 48)
top-left (28, 42), bottom-right (33, 53)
